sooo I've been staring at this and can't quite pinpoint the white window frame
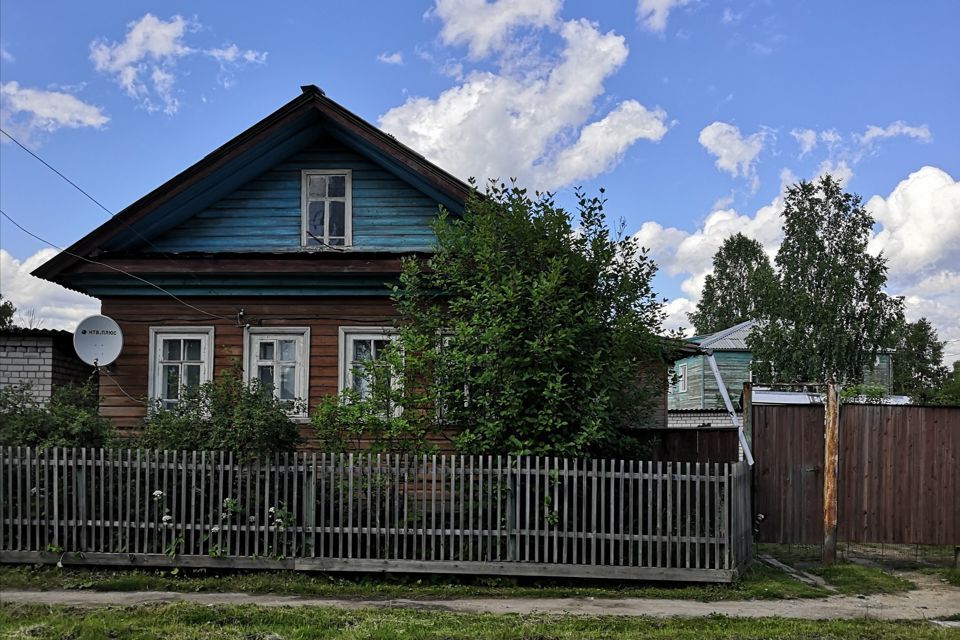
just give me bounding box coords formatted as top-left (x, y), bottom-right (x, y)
top-left (301, 169), bottom-right (353, 248)
top-left (243, 327), bottom-right (311, 419)
top-left (338, 326), bottom-right (397, 397)
top-left (678, 363), bottom-right (688, 393)
top-left (148, 327), bottom-right (215, 409)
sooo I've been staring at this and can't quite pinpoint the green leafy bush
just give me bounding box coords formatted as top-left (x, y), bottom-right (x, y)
top-left (0, 382), bottom-right (116, 448)
top-left (139, 369), bottom-right (302, 458)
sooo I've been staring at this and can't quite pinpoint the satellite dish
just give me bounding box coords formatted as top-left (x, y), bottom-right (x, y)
top-left (74, 315), bottom-right (124, 367)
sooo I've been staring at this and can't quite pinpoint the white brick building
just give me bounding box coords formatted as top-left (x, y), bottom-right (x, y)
top-left (0, 328), bottom-right (94, 403)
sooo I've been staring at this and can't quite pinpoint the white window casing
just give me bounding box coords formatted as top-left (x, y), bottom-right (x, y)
top-left (243, 327), bottom-right (311, 418)
top-left (301, 169), bottom-right (352, 248)
top-left (338, 326), bottom-right (397, 398)
top-left (148, 327), bottom-right (215, 410)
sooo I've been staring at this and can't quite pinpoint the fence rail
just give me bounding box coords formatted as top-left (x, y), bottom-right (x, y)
top-left (1, 447), bottom-right (752, 582)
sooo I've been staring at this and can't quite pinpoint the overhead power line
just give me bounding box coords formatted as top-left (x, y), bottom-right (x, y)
top-left (1, 208), bottom-right (231, 322)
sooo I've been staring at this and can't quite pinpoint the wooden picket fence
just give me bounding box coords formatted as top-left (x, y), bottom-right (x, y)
top-left (0, 447), bottom-right (753, 582)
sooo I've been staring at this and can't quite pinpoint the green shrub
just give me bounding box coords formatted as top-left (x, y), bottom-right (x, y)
top-left (139, 369), bottom-right (302, 458)
top-left (0, 382), bottom-right (116, 448)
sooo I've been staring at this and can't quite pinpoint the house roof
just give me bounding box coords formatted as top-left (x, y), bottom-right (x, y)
top-left (690, 320), bottom-right (756, 351)
top-left (32, 85), bottom-right (472, 285)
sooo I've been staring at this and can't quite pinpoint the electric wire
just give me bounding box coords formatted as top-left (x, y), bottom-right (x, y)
top-left (1, 208), bottom-right (232, 321)
top-left (0, 126), bottom-right (202, 280)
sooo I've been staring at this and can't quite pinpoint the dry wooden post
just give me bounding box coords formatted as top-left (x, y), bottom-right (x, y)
top-left (822, 381), bottom-right (840, 565)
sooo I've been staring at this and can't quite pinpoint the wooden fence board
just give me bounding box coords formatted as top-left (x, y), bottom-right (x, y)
top-left (753, 403), bottom-right (959, 545)
top-left (0, 448), bottom-right (751, 582)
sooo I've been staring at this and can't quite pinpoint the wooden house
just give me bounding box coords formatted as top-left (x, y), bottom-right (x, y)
top-left (33, 86), bottom-right (471, 440)
top-left (669, 320), bottom-right (754, 411)
top-left (668, 319), bottom-right (895, 410)
top-left (34, 86), bottom-right (682, 446)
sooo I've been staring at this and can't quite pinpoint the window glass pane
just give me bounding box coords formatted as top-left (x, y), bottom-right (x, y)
top-left (329, 201), bottom-right (345, 237)
top-left (163, 365), bottom-right (180, 400)
top-left (279, 339), bottom-right (297, 362)
top-left (257, 365), bottom-right (274, 389)
top-left (259, 340), bottom-right (275, 361)
top-left (373, 339), bottom-right (391, 358)
top-left (279, 365), bottom-right (296, 400)
top-left (162, 339), bottom-right (181, 361)
top-left (327, 175), bottom-right (346, 198)
top-left (308, 175), bottom-right (327, 198)
top-left (352, 369), bottom-right (369, 396)
top-left (353, 339), bottom-right (371, 362)
top-left (307, 201), bottom-right (325, 242)
top-left (328, 237), bottom-right (345, 246)
top-left (183, 364), bottom-right (201, 389)
top-left (183, 339), bottom-right (202, 361)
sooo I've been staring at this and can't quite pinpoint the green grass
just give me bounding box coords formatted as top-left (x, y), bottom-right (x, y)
top-left (922, 567), bottom-right (960, 587)
top-left (1, 603), bottom-right (955, 640)
top-left (0, 562), bottom-right (830, 601)
top-left (807, 563), bottom-right (914, 596)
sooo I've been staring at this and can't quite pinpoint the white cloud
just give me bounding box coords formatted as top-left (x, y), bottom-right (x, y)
top-left (89, 13), bottom-right (266, 114)
top-left (636, 0), bottom-right (692, 33)
top-left (0, 81), bottom-right (108, 144)
top-left (721, 7), bottom-right (741, 25)
top-left (859, 121), bottom-right (931, 146)
top-left (0, 45), bottom-right (13, 62)
top-left (377, 51), bottom-right (404, 65)
top-left (698, 121), bottom-right (766, 190)
top-left (814, 158), bottom-right (853, 185)
top-left (867, 166), bottom-right (960, 276)
top-left (790, 128), bottom-right (817, 157)
top-left (380, 13), bottom-right (669, 191)
top-left (431, 0), bottom-right (561, 59)
top-left (0, 249), bottom-right (100, 331)
top-left (663, 297), bottom-right (696, 332)
top-left (642, 165), bottom-right (960, 344)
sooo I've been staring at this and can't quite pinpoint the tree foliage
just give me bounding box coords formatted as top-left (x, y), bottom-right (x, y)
top-left (0, 382), bottom-right (116, 448)
top-left (931, 361), bottom-right (960, 406)
top-left (891, 318), bottom-right (947, 402)
top-left (0, 295), bottom-right (15, 330)
top-left (139, 368), bottom-right (302, 458)
top-left (688, 232), bottom-right (776, 335)
top-left (749, 175), bottom-right (903, 383)
top-left (312, 183), bottom-right (667, 458)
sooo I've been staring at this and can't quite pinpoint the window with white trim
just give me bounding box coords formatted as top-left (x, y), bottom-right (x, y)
top-left (245, 328), bottom-right (310, 416)
top-left (678, 363), bottom-right (688, 393)
top-left (149, 327), bottom-right (214, 410)
top-left (302, 170), bottom-right (352, 247)
top-left (338, 327), bottom-right (396, 399)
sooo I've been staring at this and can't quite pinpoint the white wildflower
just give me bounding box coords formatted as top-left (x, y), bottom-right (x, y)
top-left (211, 525), bottom-right (220, 533)
top-left (162, 515), bottom-right (173, 523)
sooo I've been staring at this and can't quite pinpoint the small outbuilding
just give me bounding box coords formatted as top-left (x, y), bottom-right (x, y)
top-left (0, 327), bottom-right (94, 403)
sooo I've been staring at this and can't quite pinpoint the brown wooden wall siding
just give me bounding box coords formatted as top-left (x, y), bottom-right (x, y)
top-left (647, 429), bottom-right (740, 463)
top-left (99, 296), bottom-right (398, 438)
top-left (752, 404), bottom-right (825, 545)
top-left (99, 296), bottom-right (673, 450)
top-left (837, 405), bottom-right (959, 545)
top-left (752, 403), bottom-right (960, 546)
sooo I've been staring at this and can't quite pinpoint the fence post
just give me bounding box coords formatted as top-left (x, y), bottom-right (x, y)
top-left (822, 382), bottom-right (840, 565)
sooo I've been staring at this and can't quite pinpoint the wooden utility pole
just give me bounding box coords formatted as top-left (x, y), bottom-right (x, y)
top-left (822, 382), bottom-right (840, 565)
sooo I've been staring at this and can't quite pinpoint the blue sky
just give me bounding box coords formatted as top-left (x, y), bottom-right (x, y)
top-left (1, 1), bottom-right (958, 357)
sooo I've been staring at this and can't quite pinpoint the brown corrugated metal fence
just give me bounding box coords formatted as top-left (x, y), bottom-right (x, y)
top-left (753, 403), bottom-right (959, 546)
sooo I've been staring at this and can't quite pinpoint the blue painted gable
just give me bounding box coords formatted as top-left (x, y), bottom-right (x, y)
top-left (150, 137), bottom-right (443, 253)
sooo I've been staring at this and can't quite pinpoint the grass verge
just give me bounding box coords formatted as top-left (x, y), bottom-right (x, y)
top-left (923, 567), bottom-right (960, 587)
top-left (0, 603), bottom-right (955, 640)
top-left (806, 563), bottom-right (914, 596)
top-left (0, 562), bottom-right (829, 601)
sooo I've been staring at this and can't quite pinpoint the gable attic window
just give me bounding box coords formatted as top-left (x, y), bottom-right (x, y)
top-left (678, 363), bottom-right (688, 393)
top-left (302, 170), bottom-right (352, 248)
